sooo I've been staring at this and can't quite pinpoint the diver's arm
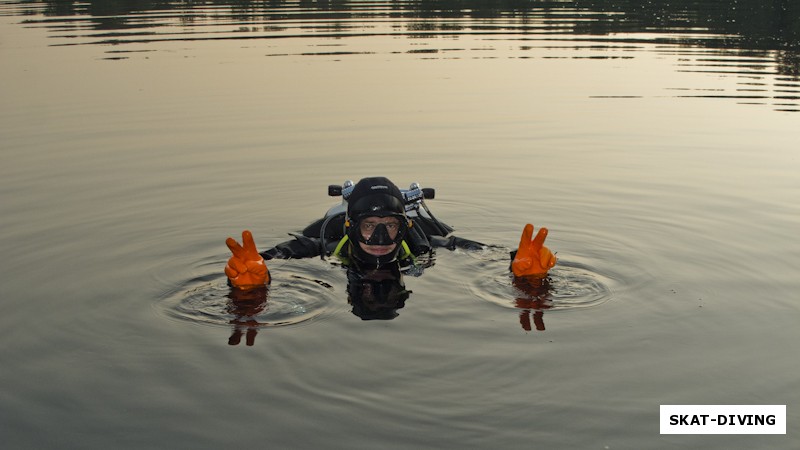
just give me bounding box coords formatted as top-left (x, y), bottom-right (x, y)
top-left (410, 214), bottom-right (484, 252)
top-left (428, 235), bottom-right (486, 251)
top-left (427, 224), bottom-right (557, 279)
top-left (225, 231), bottom-right (331, 290)
top-left (259, 234), bottom-right (325, 260)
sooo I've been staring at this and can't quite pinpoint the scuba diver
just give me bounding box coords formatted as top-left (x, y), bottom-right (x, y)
top-left (224, 176), bottom-right (557, 332)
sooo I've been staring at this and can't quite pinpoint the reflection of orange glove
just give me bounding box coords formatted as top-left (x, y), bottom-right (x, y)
top-left (225, 230), bottom-right (270, 290)
top-left (511, 224), bottom-right (556, 279)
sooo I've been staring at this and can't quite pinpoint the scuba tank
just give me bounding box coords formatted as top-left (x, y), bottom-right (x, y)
top-left (315, 180), bottom-right (453, 260)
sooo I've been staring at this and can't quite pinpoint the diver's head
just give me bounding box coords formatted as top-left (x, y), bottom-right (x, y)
top-left (345, 177), bottom-right (409, 267)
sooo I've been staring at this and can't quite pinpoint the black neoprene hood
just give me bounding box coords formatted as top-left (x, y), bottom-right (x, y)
top-left (346, 176), bottom-right (405, 219)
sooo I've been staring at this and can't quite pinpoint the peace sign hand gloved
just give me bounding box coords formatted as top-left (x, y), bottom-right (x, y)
top-left (511, 224), bottom-right (557, 279)
top-left (225, 230), bottom-right (270, 290)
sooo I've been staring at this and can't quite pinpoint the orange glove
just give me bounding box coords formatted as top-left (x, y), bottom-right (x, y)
top-left (225, 230), bottom-right (270, 290)
top-left (511, 224), bottom-right (557, 279)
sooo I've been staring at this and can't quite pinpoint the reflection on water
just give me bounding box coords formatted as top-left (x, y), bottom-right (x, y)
top-left (345, 265), bottom-right (412, 321)
top-left (169, 250), bottom-right (572, 338)
top-left (2, 1), bottom-right (800, 448)
top-left (226, 285), bottom-right (268, 346)
top-left (6, 0), bottom-right (799, 111)
top-left (511, 276), bottom-right (552, 331)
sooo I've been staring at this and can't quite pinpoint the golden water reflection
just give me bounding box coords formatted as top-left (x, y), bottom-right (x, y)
top-left (6, 0), bottom-right (798, 112)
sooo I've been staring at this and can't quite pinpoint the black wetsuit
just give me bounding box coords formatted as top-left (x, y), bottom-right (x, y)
top-left (259, 213), bottom-right (484, 264)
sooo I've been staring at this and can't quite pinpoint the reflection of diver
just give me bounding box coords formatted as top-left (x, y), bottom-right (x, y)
top-left (347, 266), bottom-right (411, 320)
top-left (223, 177), bottom-right (558, 332)
top-left (224, 267), bottom-right (409, 345)
top-left (226, 285), bottom-right (268, 346)
top-left (512, 276), bottom-right (553, 332)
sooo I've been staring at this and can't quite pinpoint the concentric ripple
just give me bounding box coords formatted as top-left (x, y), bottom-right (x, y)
top-left (159, 264), bottom-right (340, 328)
top-left (467, 253), bottom-right (615, 313)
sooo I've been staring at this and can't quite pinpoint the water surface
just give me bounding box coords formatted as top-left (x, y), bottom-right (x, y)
top-left (1, 1), bottom-right (798, 448)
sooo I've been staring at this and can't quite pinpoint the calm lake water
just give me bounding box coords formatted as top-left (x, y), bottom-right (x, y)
top-left (1, 1), bottom-right (798, 448)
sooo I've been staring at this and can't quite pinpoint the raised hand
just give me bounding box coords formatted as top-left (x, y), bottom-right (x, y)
top-left (511, 224), bottom-right (557, 279)
top-left (225, 230), bottom-right (270, 290)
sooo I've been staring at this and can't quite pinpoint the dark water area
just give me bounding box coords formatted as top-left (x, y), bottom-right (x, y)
top-left (1, 0), bottom-right (799, 449)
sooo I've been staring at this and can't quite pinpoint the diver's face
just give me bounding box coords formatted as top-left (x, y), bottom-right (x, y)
top-left (358, 216), bottom-right (400, 256)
